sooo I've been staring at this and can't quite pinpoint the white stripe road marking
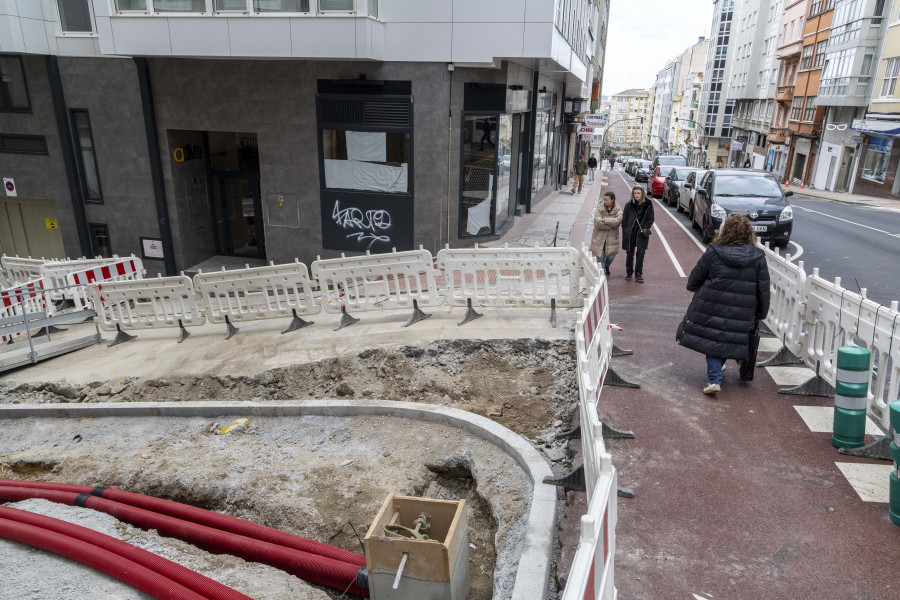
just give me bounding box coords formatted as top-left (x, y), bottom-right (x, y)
top-left (835, 462), bottom-right (893, 503)
top-left (787, 240), bottom-right (803, 262)
top-left (795, 205), bottom-right (900, 238)
top-left (653, 223), bottom-right (686, 278)
top-left (652, 197), bottom-right (708, 253)
top-left (764, 366), bottom-right (815, 386)
top-left (793, 405), bottom-right (883, 436)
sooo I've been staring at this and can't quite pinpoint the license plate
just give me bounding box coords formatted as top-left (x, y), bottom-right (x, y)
top-left (753, 225), bottom-right (768, 232)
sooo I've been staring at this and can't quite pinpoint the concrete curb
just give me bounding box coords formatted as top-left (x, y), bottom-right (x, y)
top-left (0, 399), bottom-right (556, 600)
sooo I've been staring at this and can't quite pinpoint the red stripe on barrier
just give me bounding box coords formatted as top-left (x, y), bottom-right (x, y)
top-left (86, 271), bottom-right (97, 283)
top-left (116, 262), bottom-right (126, 276)
top-left (101, 266), bottom-right (112, 279)
top-left (583, 554), bottom-right (596, 600)
top-left (129, 260), bottom-right (136, 273)
top-left (602, 506), bottom-right (609, 565)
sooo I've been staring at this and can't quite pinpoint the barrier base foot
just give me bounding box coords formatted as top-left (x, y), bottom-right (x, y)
top-left (335, 306), bottom-right (360, 331)
top-left (224, 316), bottom-right (239, 340)
top-left (602, 420), bottom-right (636, 439)
top-left (35, 325), bottom-right (67, 337)
top-left (458, 298), bottom-right (482, 326)
top-left (778, 374), bottom-right (834, 398)
top-left (554, 425), bottom-right (581, 441)
top-left (282, 309), bottom-right (312, 334)
top-left (177, 320), bottom-right (190, 344)
top-left (838, 433), bottom-right (893, 461)
top-left (759, 321), bottom-right (775, 336)
top-left (403, 300), bottom-right (431, 328)
top-left (550, 298), bottom-right (557, 328)
top-left (612, 344), bottom-right (634, 357)
top-left (757, 346), bottom-right (804, 367)
top-left (108, 324), bottom-right (136, 348)
top-left (617, 486), bottom-right (636, 499)
top-left (605, 367), bottom-right (641, 388)
top-left (542, 465), bottom-right (586, 492)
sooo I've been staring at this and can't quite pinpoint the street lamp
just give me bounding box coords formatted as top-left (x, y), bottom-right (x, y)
top-left (601, 116), bottom-right (645, 158)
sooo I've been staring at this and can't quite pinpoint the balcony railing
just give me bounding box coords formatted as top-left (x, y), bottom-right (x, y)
top-left (113, 0), bottom-right (366, 15)
top-left (775, 86), bottom-right (794, 103)
top-left (767, 128), bottom-right (787, 144)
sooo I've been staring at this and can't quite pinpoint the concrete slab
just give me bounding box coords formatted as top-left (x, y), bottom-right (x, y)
top-left (765, 366), bottom-right (816, 386)
top-left (835, 462), bottom-right (893, 503)
top-left (758, 337), bottom-right (785, 353)
top-left (793, 405), bottom-right (883, 437)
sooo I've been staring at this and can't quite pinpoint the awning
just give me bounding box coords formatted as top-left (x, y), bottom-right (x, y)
top-left (851, 118), bottom-right (900, 136)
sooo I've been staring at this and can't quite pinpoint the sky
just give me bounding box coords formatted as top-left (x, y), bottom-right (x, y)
top-left (603, 0), bottom-right (715, 97)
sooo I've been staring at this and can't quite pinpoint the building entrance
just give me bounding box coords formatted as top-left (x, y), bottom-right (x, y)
top-left (210, 173), bottom-right (264, 259)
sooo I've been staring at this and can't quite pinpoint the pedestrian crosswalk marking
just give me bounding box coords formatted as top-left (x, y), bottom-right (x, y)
top-left (757, 337), bottom-right (784, 353)
top-left (764, 366), bottom-right (815, 386)
top-left (835, 462), bottom-right (892, 503)
top-left (793, 405), bottom-right (883, 436)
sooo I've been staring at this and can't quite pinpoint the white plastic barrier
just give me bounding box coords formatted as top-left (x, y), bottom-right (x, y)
top-left (311, 248), bottom-right (442, 314)
top-left (562, 247), bottom-right (617, 600)
top-left (760, 243), bottom-right (807, 357)
top-left (1, 256), bottom-right (46, 286)
top-left (87, 276), bottom-right (205, 332)
top-left (65, 257), bottom-right (145, 313)
top-left (0, 279), bottom-right (50, 343)
top-left (194, 261), bottom-right (320, 324)
top-left (41, 257), bottom-right (123, 303)
top-left (437, 244), bottom-right (581, 308)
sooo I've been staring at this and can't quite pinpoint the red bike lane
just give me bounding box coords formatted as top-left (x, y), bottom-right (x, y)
top-left (557, 167), bottom-right (898, 600)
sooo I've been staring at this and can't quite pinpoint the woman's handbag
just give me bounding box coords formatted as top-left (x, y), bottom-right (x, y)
top-left (740, 320), bottom-right (761, 381)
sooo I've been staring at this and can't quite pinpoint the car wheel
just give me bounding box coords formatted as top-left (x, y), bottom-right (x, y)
top-left (676, 197), bottom-right (684, 213)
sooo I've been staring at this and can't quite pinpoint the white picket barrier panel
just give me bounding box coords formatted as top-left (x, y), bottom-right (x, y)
top-left (436, 244), bottom-right (581, 308)
top-left (41, 257), bottom-right (124, 303)
top-left (562, 247), bottom-right (617, 600)
top-left (1, 256), bottom-right (46, 286)
top-left (0, 279), bottom-right (51, 343)
top-left (65, 257), bottom-right (145, 313)
top-left (311, 248), bottom-right (442, 314)
top-left (87, 276), bottom-right (205, 332)
top-left (194, 261), bottom-right (320, 324)
top-left (760, 243), bottom-right (807, 357)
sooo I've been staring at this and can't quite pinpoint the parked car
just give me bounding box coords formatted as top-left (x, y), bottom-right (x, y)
top-left (648, 166), bottom-right (676, 198)
top-left (663, 167), bottom-right (702, 206)
top-left (691, 169), bottom-right (793, 245)
top-left (624, 158), bottom-right (638, 176)
top-left (634, 160), bottom-right (652, 182)
top-left (677, 169), bottom-right (710, 214)
top-left (651, 154), bottom-right (688, 170)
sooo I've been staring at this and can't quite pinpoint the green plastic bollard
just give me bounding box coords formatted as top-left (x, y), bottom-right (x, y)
top-left (890, 401), bottom-right (900, 527)
top-left (832, 346), bottom-right (871, 449)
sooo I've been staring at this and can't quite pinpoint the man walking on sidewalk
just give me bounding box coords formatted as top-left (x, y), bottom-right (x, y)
top-left (588, 154), bottom-right (598, 180)
top-left (573, 155), bottom-right (588, 194)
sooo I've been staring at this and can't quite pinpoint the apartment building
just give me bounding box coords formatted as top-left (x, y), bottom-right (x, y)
top-left (851, 0), bottom-right (900, 197)
top-left (0, 0), bottom-right (605, 273)
top-left (811, 0), bottom-right (890, 192)
top-left (671, 38), bottom-right (709, 164)
top-left (729, 0), bottom-right (784, 169)
top-left (608, 89), bottom-right (649, 156)
top-left (642, 82), bottom-right (656, 157)
top-left (650, 60), bottom-right (679, 155)
top-left (699, 0), bottom-right (739, 167)
top-left (769, 0), bottom-right (810, 181)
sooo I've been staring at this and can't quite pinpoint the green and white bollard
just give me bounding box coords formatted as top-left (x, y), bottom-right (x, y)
top-left (890, 401), bottom-right (900, 526)
top-left (831, 346), bottom-right (871, 449)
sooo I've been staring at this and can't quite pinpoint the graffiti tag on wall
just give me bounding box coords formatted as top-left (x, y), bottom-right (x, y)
top-left (332, 200), bottom-right (392, 249)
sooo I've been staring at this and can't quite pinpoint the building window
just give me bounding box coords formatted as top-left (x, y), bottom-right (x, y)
top-left (57, 0), bottom-right (93, 32)
top-left (115, 0), bottom-right (148, 10)
top-left (861, 136), bottom-right (892, 184)
top-left (249, 0), bottom-right (311, 11)
top-left (89, 223), bottom-right (112, 258)
top-left (321, 130), bottom-right (409, 193)
top-left (800, 45), bottom-right (813, 70)
top-left (153, 0), bottom-right (205, 11)
top-left (70, 110), bottom-right (103, 203)
top-left (0, 56), bottom-right (31, 112)
top-left (881, 57), bottom-right (900, 97)
top-left (802, 96), bottom-right (817, 121)
top-left (790, 96), bottom-right (803, 120)
top-left (812, 41), bottom-right (828, 69)
top-left (0, 134), bottom-right (49, 155)
top-left (319, 0), bottom-right (354, 10)
top-left (809, 0), bottom-right (835, 17)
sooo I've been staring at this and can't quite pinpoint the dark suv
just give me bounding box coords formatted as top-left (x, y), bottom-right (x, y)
top-left (651, 155), bottom-right (688, 170)
top-left (688, 169), bottom-right (794, 245)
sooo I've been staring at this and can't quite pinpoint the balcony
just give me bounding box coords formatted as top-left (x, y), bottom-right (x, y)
top-left (777, 41), bottom-right (802, 60)
top-left (767, 128), bottom-right (788, 144)
top-left (775, 86), bottom-right (794, 103)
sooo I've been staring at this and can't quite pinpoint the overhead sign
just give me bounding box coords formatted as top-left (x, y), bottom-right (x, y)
top-left (852, 118), bottom-right (900, 136)
top-left (45, 218), bottom-right (58, 230)
top-left (579, 126), bottom-right (594, 141)
top-left (3, 178), bottom-right (15, 197)
top-left (584, 114), bottom-right (609, 128)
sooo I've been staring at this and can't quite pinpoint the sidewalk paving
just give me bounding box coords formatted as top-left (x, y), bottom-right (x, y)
top-left (784, 184), bottom-right (900, 208)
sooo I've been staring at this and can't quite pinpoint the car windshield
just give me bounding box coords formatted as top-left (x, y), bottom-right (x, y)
top-left (657, 167), bottom-right (675, 178)
top-left (672, 169), bottom-right (692, 180)
top-left (715, 175), bottom-right (783, 197)
top-left (658, 156), bottom-right (687, 166)
top-left (638, 161), bottom-right (650, 168)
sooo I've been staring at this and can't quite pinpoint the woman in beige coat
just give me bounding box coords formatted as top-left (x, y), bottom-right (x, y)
top-left (591, 192), bottom-right (623, 276)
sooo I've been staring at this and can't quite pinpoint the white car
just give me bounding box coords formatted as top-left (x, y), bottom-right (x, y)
top-left (677, 169), bottom-right (710, 215)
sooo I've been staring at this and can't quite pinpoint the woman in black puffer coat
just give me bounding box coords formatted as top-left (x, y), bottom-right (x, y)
top-left (677, 214), bottom-right (770, 395)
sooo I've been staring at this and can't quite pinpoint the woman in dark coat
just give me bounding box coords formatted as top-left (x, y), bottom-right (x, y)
top-left (621, 186), bottom-right (654, 282)
top-left (677, 214), bottom-right (770, 395)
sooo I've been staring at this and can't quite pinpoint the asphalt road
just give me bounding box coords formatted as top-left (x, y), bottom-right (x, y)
top-left (609, 166), bottom-right (900, 306)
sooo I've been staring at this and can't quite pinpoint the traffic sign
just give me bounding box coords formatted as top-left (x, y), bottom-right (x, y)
top-left (3, 178), bottom-right (15, 197)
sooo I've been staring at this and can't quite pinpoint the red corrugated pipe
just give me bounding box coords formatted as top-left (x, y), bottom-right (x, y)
top-left (0, 479), bottom-right (366, 566)
top-left (0, 505), bottom-right (252, 600)
top-left (0, 485), bottom-right (369, 598)
top-left (0, 516), bottom-right (209, 600)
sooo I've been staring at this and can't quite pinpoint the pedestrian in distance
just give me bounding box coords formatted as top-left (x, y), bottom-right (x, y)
top-left (676, 214), bottom-right (771, 395)
top-left (591, 192), bottom-right (623, 277)
top-left (743, 158), bottom-right (751, 168)
top-left (480, 118), bottom-right (494, 151)
top-left (621, 186), bottom-right (654, 283)
top-left (573, 155), bottom-right (588, 194)
top-left (588, 154), bottom-right (598, 180)
top-left (608, 155), bottom-right (615, 170)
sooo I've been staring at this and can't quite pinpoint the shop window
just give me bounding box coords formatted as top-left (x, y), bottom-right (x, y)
top-left (70, 109), bottom-right (103, 203)
top-left (861, 137), bottom-right (892, 184)
top-left (57, 0), bottom-right (93, 32)
top-left (89, 223), bottom-right (112, 258)
top-left (461, 116), bottom-right (497, 236)
top-left (0, 56), bottom-right (30, 112)
top-left (321, 130), bottom-right (409, 193)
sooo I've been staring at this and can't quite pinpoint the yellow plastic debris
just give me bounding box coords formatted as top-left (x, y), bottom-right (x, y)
top-left (217, 418), bottom-right (249, 435)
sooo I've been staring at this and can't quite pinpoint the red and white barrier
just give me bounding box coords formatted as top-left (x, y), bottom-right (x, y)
top-left (65, 258), bottom-right (144, 312)
top-left (0, 279), bottom-right (50, 344)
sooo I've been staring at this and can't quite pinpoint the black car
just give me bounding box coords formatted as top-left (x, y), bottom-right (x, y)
top-left (624, 158), bottom-right (638, 176)
top-left (651, 154), bottom-right (688, 170)
top-left (663, 167), bottom-right (702, 207)
top-left (634, 160), bottom-right (651, 182)
top-left (688, 169), bottom-right (793, 245)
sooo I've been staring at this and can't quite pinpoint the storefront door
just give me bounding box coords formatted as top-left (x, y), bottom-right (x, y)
top-left (211, 172), bottom-right (265, 259)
